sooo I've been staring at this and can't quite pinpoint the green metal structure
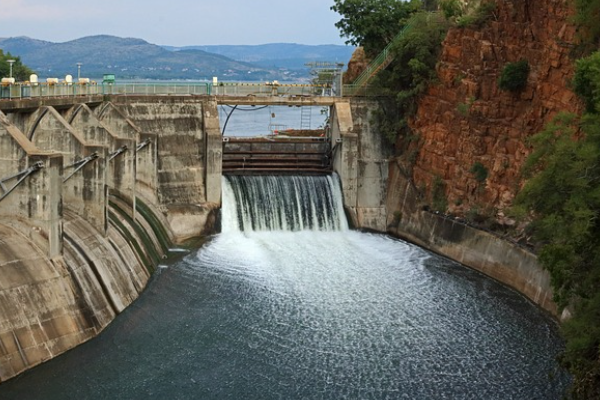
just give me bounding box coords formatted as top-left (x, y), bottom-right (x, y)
top-left (343, 20), bottom-right (416, 96)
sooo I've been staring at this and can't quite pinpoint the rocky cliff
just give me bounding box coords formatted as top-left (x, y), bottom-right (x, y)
top-left (409, 0), bottom-right (581, 221)
top-left (343, 47), bottom-right (368, 84)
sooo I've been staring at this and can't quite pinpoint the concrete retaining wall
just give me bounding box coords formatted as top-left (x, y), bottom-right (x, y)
top-left (112, 96), bottom-right (221, 242)
top-left (385, 161), bottom-right (559, 317)
top-left (333, 99), bottom-right (557, 317)
top-left (0, 95), bottom-right (222, 382)
top-left (332, 99), bottom-right (389, 231)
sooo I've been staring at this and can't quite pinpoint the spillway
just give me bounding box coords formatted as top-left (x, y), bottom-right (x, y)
top-left (221, 174), bottom-right (347, 232)
top-left (0, 175), bottom-right (569, 399)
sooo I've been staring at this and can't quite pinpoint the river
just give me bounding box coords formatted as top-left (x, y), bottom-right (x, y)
top-left (0, 175), bottom-right (568, 399)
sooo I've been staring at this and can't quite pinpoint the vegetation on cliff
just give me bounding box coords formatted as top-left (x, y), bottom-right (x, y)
top-left (573, 0), bottom-right (600, 54)
top-left (331, 0), bottom-right (427, 57)
top-left (332, 0), bottom-right (451, 145)
top-left (497, 59), bottom-right (530, 92)
top-left (514, 49), bottom-right (600, 400)
top-left (373, 11), bottom-right (450, 144)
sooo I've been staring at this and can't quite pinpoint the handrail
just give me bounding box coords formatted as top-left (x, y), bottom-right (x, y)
top-left (0, 81), bottom-right (338, 99)
top-left (349, 19), bottom-right (416, 94)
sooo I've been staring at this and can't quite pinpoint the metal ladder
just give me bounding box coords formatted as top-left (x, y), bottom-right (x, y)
top-left (300, 107), bottom-right (312, 131)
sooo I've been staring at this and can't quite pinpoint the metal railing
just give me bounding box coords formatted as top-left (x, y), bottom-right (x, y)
top-left (346, 19), bottom-right (417, 95)
top-left (211, 82), bottom-right (330, 97)
top-left (102, 82), bottom-right (211, 96)
top-left (0, 82), bottom-right (104, 99)
top-left (342, 84), bottom-right (375, 97)
top-left (0, 81), bottom-right (340, 100)
top-left (1, 80), bottom-right (384, 100)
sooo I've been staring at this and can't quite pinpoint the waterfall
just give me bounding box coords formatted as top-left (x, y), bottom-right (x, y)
top-left (221, 174), bottom-right (348, 233)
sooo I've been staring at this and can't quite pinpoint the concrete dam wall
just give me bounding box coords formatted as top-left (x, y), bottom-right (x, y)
top-left (0, 96), bottom-right (222, 382)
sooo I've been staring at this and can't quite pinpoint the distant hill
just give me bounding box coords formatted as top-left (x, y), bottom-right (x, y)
top-left (164, 43), bottom-right (355, 69)
top-left (0, 36), bottom-right (280, 81)
top-left (0, 36), bottom-right (354, 81)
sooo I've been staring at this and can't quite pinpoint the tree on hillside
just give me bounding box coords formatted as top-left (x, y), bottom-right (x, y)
top-left (331, 0), bottom-right (423, 57)
top-left (369, 11), bottom-right (450, 144)
top-left (514, 50), bottom-right (600, 399)
top-left (0, 50), bottom-right (34, 81)
top-left (574, 0), bottom-right (600, 54)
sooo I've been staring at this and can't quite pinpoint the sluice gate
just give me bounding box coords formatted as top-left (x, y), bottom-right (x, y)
top-left (222, 137), bottom-right (334, 175)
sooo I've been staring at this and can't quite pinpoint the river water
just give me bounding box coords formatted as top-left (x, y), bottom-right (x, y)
top-left (0, 175), bottom-right (568, 399)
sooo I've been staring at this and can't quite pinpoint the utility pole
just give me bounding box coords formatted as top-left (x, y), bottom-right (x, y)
top-left (7, 59), bottom-right (15, 78)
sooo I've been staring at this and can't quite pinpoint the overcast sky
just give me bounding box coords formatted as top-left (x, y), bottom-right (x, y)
top-left (0, 0), bottom-right (347, 46)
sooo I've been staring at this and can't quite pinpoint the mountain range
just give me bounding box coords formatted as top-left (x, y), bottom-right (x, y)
top-left (0, 35), bottom-right (355, 81)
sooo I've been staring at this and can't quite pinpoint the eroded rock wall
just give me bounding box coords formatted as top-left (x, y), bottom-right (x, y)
top-left (410, 0), bottom-right (581, 217)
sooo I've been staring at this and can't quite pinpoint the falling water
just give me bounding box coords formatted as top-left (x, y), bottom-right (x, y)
top-left (222, 174), bottom-right (347, 232)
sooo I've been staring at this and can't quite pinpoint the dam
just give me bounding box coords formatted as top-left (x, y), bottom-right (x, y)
top-left (0, 92), bottom-right (389, 383)
top-left (0, 91), bottom-right (563, 396)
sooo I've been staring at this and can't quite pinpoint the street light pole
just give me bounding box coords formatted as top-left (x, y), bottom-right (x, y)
top-left (76, 62), bottom-right (82, 80)
top-left (7, 59), bottom-right (16, 79)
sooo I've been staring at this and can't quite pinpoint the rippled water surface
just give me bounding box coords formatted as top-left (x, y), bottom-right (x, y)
top-left (0, 230), bottom-right (568, 399)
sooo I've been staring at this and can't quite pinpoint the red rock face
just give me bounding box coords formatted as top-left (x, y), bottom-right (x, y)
top-left (343, 47), bottom-right (368, 84)
top-left (409, 0), bottom-right (581, 217)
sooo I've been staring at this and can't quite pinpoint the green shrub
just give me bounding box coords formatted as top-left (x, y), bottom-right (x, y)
top-left (456, 1), bottom-right (497, 28)
top-left (469, 161), bottom-right (488, 182)
top-left (572, 50), bottom-right (600, 113)
top-left (498, 60), bottom-right (530, 91)
top-left (573, 0), bottom-right (600, 54)
top-left (439, 0), bottom-right (464, 19)
top-left (431, 175), bottom-right (448, 212)
top-left (457, 96), bottom-right (475, 116)
top-left (465, 205), bottom-right (490, 224)
top-left (457, 102), bottom-right (470, 116)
